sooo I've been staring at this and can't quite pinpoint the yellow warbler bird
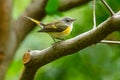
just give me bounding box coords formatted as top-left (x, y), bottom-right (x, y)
top-left (25, 16), bottom-right (76, 42)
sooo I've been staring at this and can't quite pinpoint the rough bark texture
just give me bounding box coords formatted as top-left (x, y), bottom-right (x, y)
top-left (21, 11), bottom-right (120, 80)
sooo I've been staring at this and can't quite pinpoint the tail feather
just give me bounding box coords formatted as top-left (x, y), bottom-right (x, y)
top-left (24, 16), bottom-right (45, 29)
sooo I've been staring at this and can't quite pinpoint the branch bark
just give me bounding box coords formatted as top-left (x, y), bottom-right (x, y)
top-left (59, 0), bottom-right (91, 11)
top-left (0, 0), bottom-right (12, 79)
top-left (20, 11), bottom-right (120, 80)
top-left (0, 0), bottom-right (12, 63)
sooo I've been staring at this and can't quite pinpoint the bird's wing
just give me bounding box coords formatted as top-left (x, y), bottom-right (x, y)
top-left (38, 22), bottom-right (68, 32)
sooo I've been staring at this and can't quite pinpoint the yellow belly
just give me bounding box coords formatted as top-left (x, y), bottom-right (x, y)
top-left (48, 26), bottom-right (71, 39)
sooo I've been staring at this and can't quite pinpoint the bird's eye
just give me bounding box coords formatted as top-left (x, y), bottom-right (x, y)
top-left (65, 19), bottom-right (70, 22)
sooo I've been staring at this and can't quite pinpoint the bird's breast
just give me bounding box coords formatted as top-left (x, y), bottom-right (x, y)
top-left (48, 26), bottom-right (72, 39)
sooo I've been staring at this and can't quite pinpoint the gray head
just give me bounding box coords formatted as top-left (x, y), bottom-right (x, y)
top-left (61, 17), bottom-right (76, 25)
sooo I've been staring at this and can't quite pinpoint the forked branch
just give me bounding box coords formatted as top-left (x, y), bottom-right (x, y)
top-left (92, 0), bottom-right (120, 44)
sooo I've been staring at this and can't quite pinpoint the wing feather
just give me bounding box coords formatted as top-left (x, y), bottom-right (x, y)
top-left (38, 22), bottom-right (68, 32)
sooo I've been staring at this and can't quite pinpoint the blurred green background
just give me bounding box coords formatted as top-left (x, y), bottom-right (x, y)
top-left (5, 0), bottom-right (120, 80)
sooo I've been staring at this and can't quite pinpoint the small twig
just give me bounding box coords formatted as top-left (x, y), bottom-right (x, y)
top-left (100, 40), bottom-right (120, 44)
top-left (93, 0), bottom-right (96, 29)
top-left (100, 0), bottom-right (115, 16)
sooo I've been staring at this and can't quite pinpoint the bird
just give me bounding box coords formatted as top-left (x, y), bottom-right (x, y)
top-left (25, 16), bottom-right (76, 42)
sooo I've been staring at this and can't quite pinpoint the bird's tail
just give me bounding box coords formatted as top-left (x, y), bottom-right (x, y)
top-left (24, 16), bottom-right (45, 29)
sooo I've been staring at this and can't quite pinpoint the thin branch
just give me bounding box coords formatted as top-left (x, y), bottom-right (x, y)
top-left (100, 40), bottom-right (120, 44)
top-left (100, 0), bottom-right (114, 16)
top-left (21, 11), bottom-right (120, 80)
top-left (93, 0), bottom-right (120, 44)
top-left (58, 0), bottom-right (91, 11)
top-left (93, 0), bottom-right (96, 29)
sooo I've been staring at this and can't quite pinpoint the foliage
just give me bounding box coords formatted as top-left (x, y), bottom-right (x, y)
top-left (5, 0), bottom-right (120, 80)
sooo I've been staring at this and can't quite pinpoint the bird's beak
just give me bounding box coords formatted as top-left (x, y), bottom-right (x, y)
top-left (71, 18), bottom-right (76, 21)
top-left (24, 16), bottom-right (40, 25)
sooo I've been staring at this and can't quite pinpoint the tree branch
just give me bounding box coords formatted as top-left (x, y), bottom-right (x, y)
top-left (0, 0), bottom-right (12, 61)
top-left (59, 0), bottom-right (91, 11)
top-left (100, 40), bottom-right (120, 44)
top-left (20, 11), bottom-right (120, 80)
top-left (0, 0), bottom-right (12, 79)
